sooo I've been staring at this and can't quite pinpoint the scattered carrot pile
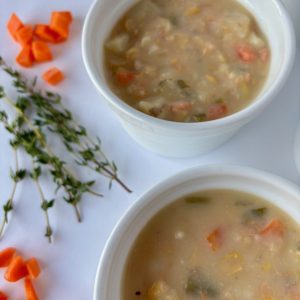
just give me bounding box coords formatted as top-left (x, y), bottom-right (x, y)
top-left (7, 11), bottom-right (73, 85)
top-left (0, 247), bottom-right (41, 300)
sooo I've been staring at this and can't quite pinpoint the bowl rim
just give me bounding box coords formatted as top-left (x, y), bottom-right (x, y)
top-left (93, 164), bottom-right (300, 299)
top-left (82, 0), bottom-right (296, 131)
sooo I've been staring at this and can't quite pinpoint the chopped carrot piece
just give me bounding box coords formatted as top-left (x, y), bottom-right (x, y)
top-left (7, 13), bottom-right (24, 41)
top-left (43, 67), bottom-right (64, 85)
top-left (170, 101), bottom-right (193, 113)
top-left (26, 258), bottom-right (41, 279)
top-left (34, 25), bottom-right (65, 43)
top-left (16, 45), bottom-right (34, 68)
top-left (15, 25), bottom-right (33, 47)
top-left (207, 228), bottom-right (222, 251)
top-left (260, 219), bottom-right (284, 237)
top-left (50, 11), bottom-right (72, 39)
top-left (31, 41), bottom-right (53, 63)
top-left (207, 103), bottom-right (228, 120)
top-left (24, 278), bottom-right (39, 300)
top-left (236, 45), bottom-right (257, 63)
top-left (0, 291), bottom-right (8, 300)
top-left (0, 247), bottom-right (16, 268)
top-left (52, 11), bottom-right (73, 24)
top-left (116, 70), bottom-right (135, 85)
top-left (5, 255), bottom-right (28, 282)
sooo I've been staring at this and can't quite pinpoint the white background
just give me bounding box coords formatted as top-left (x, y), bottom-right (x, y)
top-left (0, 0), bottom-right (300, 299)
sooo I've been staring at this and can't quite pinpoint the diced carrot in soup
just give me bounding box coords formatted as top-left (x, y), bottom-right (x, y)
top-left (260, 220), bottom-right (284, 237)
top-left (170, 101), bottom-right (193, 113)
top-left (207, 103), bottom-right (228, 120)
top-left (207, 228), bottom-right (223, 251)
top-left (116, 70), bottom-right (135, 85)
top-left (236, 45), bottom-right (257, 63)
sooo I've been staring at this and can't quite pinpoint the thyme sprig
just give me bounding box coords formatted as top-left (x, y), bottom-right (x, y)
top-left (0, 57), bottom-right (131, 192)
top-left (0, 57), bottom-right (131, 242)
top-left (30, 162), bottom-right (54, 243)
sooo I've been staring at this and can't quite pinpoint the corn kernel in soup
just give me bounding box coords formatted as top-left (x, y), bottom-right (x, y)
top-left (123, 190), bottom-right (300, 299)
top-left (104, 0), bottom-right (270, 123)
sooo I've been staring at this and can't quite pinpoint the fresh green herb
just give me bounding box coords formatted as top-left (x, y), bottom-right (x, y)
top-left (169, 16), bottom-right (179, 26)
top-left (177, 80), bottom-right (190, 89)
top-left (250, 207), bottom-right (267, 217)
top-left (0, 57), bottom-right (131, 242)
top-left (185, 270), bottom-right (218, 297)
top-left (242, 207), bottom-right (267, 226)
top-left (193, 113), bottom-right (207, 122)
top-left (185, 196), bottom-right (211, 205)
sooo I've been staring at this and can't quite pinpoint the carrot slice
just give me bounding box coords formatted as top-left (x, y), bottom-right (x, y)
top-left (24, 278), bottom-right (39, 300)
top-left (34, 25), bottom-right (65, 43)
top-left (5, 255), bottom-right (28, 282)
top-left (15, 25), bottom-right (33, 47)
top-left (0, 247), bottom-right (16, 268)
top-left (116, 70), bottom-right (135, 85)
top-left (260, 219), bottom-right (284, 237)
top-left (7, 13), bottom-right (24, 41)
top-left (26, 258), bottom-right (41, 279)
top-left (207, 228), bottom-right (222, 251)
top-left (0, 291), bottom-right (8, 300)
top-left (50, 12), bottom-right (72, 39)
top-left (207, 103), bottom-right (228, 120)
top-left (52, 11), bottom-right (73, 24)
top-left (236, 45), bottom-right (257, 63)
top-left (43, 67), bottom-right (64, 85)
top-left (16, 45), bottom-right (34, 68)
top-left (31, 41), bottom-right (53, 63)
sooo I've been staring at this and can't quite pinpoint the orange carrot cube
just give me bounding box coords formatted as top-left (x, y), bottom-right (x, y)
top-left (16, 45), bottom-right (34, 68)
top-left (7, 13), bottom-right (24, 40)
top-left (32, 40), bottom-right (53, 63)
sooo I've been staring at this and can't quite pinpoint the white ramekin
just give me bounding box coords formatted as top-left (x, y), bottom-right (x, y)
top-left (281, 0), bottom-right (300, 46)
top-left (82, 0), bottom-right (296, 158)
top-left (93, 164), bottom-right (300, 299)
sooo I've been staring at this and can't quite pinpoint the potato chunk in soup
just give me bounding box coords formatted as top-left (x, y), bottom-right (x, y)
top-left (104, 0), bottom-right (270, 122)
top-left (123, 190), bottom-right (300, 299)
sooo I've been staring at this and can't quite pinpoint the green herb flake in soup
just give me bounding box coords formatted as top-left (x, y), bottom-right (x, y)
top-left (104, 0), bottom-right (270, 123)
top-left (122, 190), bottom-right (300, 299)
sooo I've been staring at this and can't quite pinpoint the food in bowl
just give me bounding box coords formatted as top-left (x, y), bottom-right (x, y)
top-left (123, 189), bottom-right (300, 299)
top-left (104, 0), bottom-right (270, 122)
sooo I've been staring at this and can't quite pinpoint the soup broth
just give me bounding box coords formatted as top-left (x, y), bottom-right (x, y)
top-left (104, 0), bottom-right (270, 122)
top-left (123, 190), bottom-right (300, 299)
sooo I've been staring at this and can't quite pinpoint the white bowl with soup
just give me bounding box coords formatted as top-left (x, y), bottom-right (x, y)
top-left (93, 165), bottom-right (300, 299)
top-left (82, 0), bottom-right (295, 157)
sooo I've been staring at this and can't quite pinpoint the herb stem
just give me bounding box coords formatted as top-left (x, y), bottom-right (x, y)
top-left (2, 95), bottom-right (100, 200)
top-left (73, 204), bottom-right (82, 223)
top-left (98, 164), bottom-right (132, 193)
top-left (31, 160), bottom-right (53, 243)
top-left (0, 148), bottom-right (19, 238)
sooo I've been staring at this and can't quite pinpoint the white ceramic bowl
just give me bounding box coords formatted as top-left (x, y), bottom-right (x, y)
top-left (82, 0), bottom-right (295, 158)
top-left (93, 165), bottom-right (300, 299)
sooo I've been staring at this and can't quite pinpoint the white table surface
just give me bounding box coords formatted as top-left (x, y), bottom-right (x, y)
top-left (0, 1), bottom-right (300, 299)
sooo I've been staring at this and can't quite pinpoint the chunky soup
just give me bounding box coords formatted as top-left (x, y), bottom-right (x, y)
top-left (104, 0), bottom-right (270, 122)
top-left (123, 190), bottom-right (300, 299)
